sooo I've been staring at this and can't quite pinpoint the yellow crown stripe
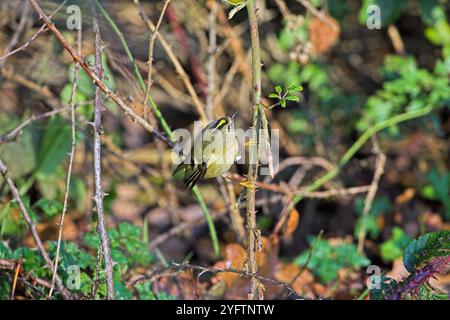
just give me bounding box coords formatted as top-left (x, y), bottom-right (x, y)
top-left (216, 119), bottom-right (227, 129)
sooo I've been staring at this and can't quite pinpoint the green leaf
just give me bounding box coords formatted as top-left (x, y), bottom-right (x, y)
top-left (278, 28), bottom-right (297, 50)
top-left (402, 231), bottom-right (450, 273)
top-left (418, 284), bottom-right (449, 300)
top-left (0, 113), bottom-right (37, 179)
top-left (60, 84), bottom-right (86, 105)
top-left (275, 85), bottom-right (282, 94)
top-left (294, 237), bottom-right (370, 283)
top-left (285, 95), bottom-right (300, 102)
top-left (0, 241), bottom-right (12, 259)
top-left (34, 198), bottom-right (63, 219)
top-left (280, 99), bottom-right (286, 108)
top-left (354, 196), bottom-right (390, 240)
top-left (358, 0), bottom-right (408, 27)
top-left (380, 227), bottom-right (412, 262)
top-left (0, 202), bottom-right (23, 236)
top-left (327, 0), bottom-right (349, 22)
top-left (425, 169), bottom-right (450, 218)
top-left (268, 93), bottom-right (279, 99)
top-left (135, 282), bottom-right (177, 300)
top-left (49, 241), bottom-right (96, 271)
top-left (12, 247), bottom-right (47, 277)
top-left (72, 177), bottom-right (87, 212)
top-left (418, 0), bottom-right (446, 26)
top-left (421, 184), bottom-right (437, 200)
top-left (287, 84), bottom-right (303, 92)
top-left (115, 280), bottom-right (132, 300)
top-left (69, 53), bottom-right (116, 98)
top-left (36, 115), bottom-right (71, 177)
top-left (370, 275), bottom-right (398, 300)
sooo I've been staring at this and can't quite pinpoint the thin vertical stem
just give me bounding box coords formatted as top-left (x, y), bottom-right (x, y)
top-left (92, 9), bottom-right (115, 300)
top-left (144, 0), bottom-right (170, 104)
top-left (245, 0), bottom-right (262, 300)
top-left (49, 25), bottom-right (82, 298)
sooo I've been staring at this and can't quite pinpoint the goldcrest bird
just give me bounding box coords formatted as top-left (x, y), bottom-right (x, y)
top-left (173, 115), bottom-right (239, 189)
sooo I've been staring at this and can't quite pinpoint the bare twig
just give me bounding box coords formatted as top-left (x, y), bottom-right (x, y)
top-left (357, 137), bottom-right (386, 253)
top-left (27, 0), bottom-right (172, 146)
top-left (0, 67), bottom-right (60, 108)
top-left (228, 172), bottom-right (370, 198)
top-left (10, 259), bottom-right (21, 300)
top-left (48, 25), bottom-right (82, 298)
top-left (274, 0), bottom-right (293, 20)
top-left (0, 108), bottom-right (64, 144)
top-left (133, 0), bottom-right (208, 124)
top-left (92, 9), bottom-right (115, 300)
top-left (226, 178), bottom-right (246, 242)
top-left (148, 208), bottom-right (227, 249)
top-left (0, 1), bottom-right (66, 63)
top-left (143, 0), bottom-right (170, 104)
top-left (0, 0), bottom-right (30, 67)
top-left (171, 262), bottom-right (300, 298)
top-left (0, 258), bottom-right (53, 290)
top-left (296, 0), bottom-right (338, 31)
top-left (0, 158), bottom-right (71, 299)
top-left (387, 25), bottom-right (405, 55)
top-left (129, 261), bottom-right (302, 298)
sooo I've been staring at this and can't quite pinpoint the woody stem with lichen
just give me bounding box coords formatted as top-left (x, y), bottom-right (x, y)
top-left (245, 0), bottom-right (263, 300)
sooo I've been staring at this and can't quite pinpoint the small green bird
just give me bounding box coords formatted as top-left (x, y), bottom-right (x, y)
top-left (174, 115), bottom-right (239, 189)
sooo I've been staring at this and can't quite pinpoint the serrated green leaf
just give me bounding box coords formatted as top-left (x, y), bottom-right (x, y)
top-left (418, 284), bottom-right (449, 300)
top-left (403, 231), bottom-right (450, 273)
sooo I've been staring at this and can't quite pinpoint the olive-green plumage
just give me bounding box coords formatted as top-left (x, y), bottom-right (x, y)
top-left (174, 116), bottom-right (239, 189)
